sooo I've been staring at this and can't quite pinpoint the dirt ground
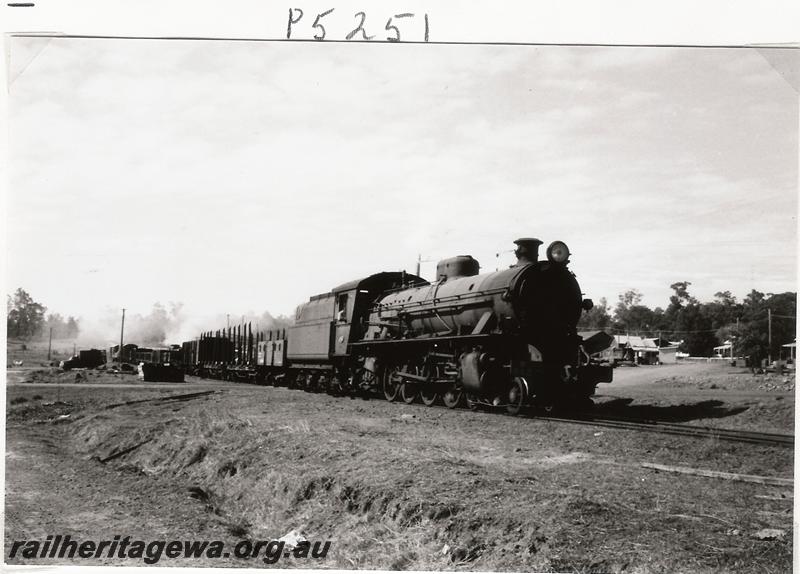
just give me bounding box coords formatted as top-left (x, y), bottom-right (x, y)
top-left (4, 362), bottom-right (795, 572)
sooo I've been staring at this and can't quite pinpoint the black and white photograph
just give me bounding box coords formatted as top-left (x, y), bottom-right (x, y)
top-left (3, 3), bottom-right (798, 572)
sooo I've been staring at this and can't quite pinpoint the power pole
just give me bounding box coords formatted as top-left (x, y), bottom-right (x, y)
top-left (415, 254), bottom-right (436, 278)
top-left (119, 308), bottom-right (126, 364)
top-left (47, 326), bottom-right (53, 360)
top-left (767, 308), bottom-right (772, 365)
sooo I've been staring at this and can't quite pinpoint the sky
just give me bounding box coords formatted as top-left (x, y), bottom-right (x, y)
top-left (6, 38), bottom-right (798, 341)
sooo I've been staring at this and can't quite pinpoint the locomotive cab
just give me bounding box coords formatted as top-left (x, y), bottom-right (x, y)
top-left (330, 272), bottom-right (428, 356)
top-left (287, 271), bottom-right (428, 363)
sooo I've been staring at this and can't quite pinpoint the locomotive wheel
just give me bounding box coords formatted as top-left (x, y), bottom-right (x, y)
top-left (420, 362), bottom-right (442, 406)
top-left (506, 377), bottom-right (527, 415)
top-left (400, 364), bottom-right (420, 404)
top-left (400, 383), bottom-right (417, 404)
top-left (420, 386), bottom-right (438, 406)
top-left (466, 394), bottom-right (480, 411)
top-left (442, 386), bottom-right (463, 409)
top-left (383, 368), bottom-right (400, 402)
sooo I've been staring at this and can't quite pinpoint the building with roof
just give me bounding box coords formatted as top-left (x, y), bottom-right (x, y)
top-left (713, 340), bottom-right (733, 359)
top-left (614, 335), bottom-right (659, 364)
top-left (610, 335), bottom-right (680, 365)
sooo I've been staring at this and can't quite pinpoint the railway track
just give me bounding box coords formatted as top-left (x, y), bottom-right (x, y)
top-left (191, 375), bottom-right (794, 448)
top-left (104, 390), bottom-right (220, 410)
top-left (534, 413), bottom-right (794, 448)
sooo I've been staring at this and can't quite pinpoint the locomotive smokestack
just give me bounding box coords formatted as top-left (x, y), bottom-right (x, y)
top-left (513, 238), bottom-right (543, 266)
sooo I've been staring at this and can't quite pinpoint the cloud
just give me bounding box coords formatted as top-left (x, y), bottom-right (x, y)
top-left (6, 40), bottom-right (796, 328)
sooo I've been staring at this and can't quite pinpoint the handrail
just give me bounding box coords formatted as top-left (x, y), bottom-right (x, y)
top-left (374, 287), bottom-right (506, 313)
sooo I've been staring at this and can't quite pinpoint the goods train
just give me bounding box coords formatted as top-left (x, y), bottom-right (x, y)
top-left (180, 238), bottom-right (612, 413)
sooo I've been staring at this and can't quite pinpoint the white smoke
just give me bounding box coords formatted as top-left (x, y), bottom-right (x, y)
top-left (77, 302), bottom-right (185, 348)
top-left (172, 310), bottom-right (293, 343)
top-left (77, 303), bottom-right (293, 348)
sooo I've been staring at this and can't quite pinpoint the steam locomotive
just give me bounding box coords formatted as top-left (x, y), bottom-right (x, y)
top-left (181, 238), bottom-right (612, 413)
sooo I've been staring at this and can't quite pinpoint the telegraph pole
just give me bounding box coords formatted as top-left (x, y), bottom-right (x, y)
top-left (416, 255), bottom-right (434, 278)
top-left (767, 308), bottom-right (772, 365)
top-left (119, 308), bottom-right (126, 364)
top-left (47, 326), bottom-right (53, 360)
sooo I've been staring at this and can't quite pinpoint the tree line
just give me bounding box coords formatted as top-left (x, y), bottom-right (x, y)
top-left (578, 282), bottom-right (796, 362)
top-left (6, 288), bottom-right (80, 340)
top-left (8, 283), bottom-right (796, 363)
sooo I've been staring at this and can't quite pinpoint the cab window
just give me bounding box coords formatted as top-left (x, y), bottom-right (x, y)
top-left (336, 293), bottom-right (348, 322)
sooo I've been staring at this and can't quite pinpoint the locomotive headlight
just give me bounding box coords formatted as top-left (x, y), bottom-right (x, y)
top-left (546, 241), bottom-right (570, 263)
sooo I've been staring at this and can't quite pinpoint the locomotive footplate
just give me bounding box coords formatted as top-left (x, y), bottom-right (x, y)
top-left (348, 332), bottom-right (499, 352)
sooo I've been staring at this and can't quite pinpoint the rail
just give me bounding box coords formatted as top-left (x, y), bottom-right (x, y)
top-left (533, 412), bottom-right (794, 447)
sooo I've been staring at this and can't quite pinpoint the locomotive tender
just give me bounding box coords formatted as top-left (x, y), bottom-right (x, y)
top-left (181, 237), bottom-right (612, 413)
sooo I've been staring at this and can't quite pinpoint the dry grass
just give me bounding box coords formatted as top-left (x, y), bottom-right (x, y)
top-left (7, 338), bottom-right (78, 365)
top-left (60, 387), bottom-right (793, 572)
top-left (69, 405), bottom-right (479, 569)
